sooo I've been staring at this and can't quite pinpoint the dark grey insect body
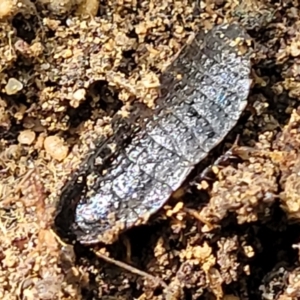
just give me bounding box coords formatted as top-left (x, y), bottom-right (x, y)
top-left (55, 23), bottom-right (252, 245)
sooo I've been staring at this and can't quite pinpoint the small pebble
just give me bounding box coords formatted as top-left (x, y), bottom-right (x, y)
top-left (0, 0), bottom-right (14, 19)
top-left (62, 49), bottom-right (73, 58)
top-left (72, 88), bottom-right (86, 101)
top-left (44, 135), bottom-right (69, 161)
top-left (5, 78), bottom-right (23, 95)
top-left (18, 130), bottom-right (36, 145)
top-left (290, 43), bottom-right (300, 57)
top-left (5, 144), bottom-right (21, 159)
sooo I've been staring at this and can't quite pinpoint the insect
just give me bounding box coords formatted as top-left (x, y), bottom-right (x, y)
top-left (54, 23), bottom-right (252, 245)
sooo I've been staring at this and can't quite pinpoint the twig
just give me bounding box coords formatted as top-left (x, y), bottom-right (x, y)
top-left (93, 249), bottom-right (168, 288)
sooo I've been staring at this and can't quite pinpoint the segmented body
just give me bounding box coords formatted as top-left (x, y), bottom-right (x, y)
top-left (55, 23), bottom-right (252, 245)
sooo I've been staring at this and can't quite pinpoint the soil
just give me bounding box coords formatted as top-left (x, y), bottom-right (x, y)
top-left (1, 0), bottom-right (300, 299)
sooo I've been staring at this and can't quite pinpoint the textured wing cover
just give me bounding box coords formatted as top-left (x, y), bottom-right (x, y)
top-left (55, 23), bottom-right (252, 245)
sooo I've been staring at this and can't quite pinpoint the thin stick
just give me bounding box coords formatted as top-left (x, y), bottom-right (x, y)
top-left (93, 249), bottom-right (168, 288)
top-left (52, 230), bottom-right (167, 288)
